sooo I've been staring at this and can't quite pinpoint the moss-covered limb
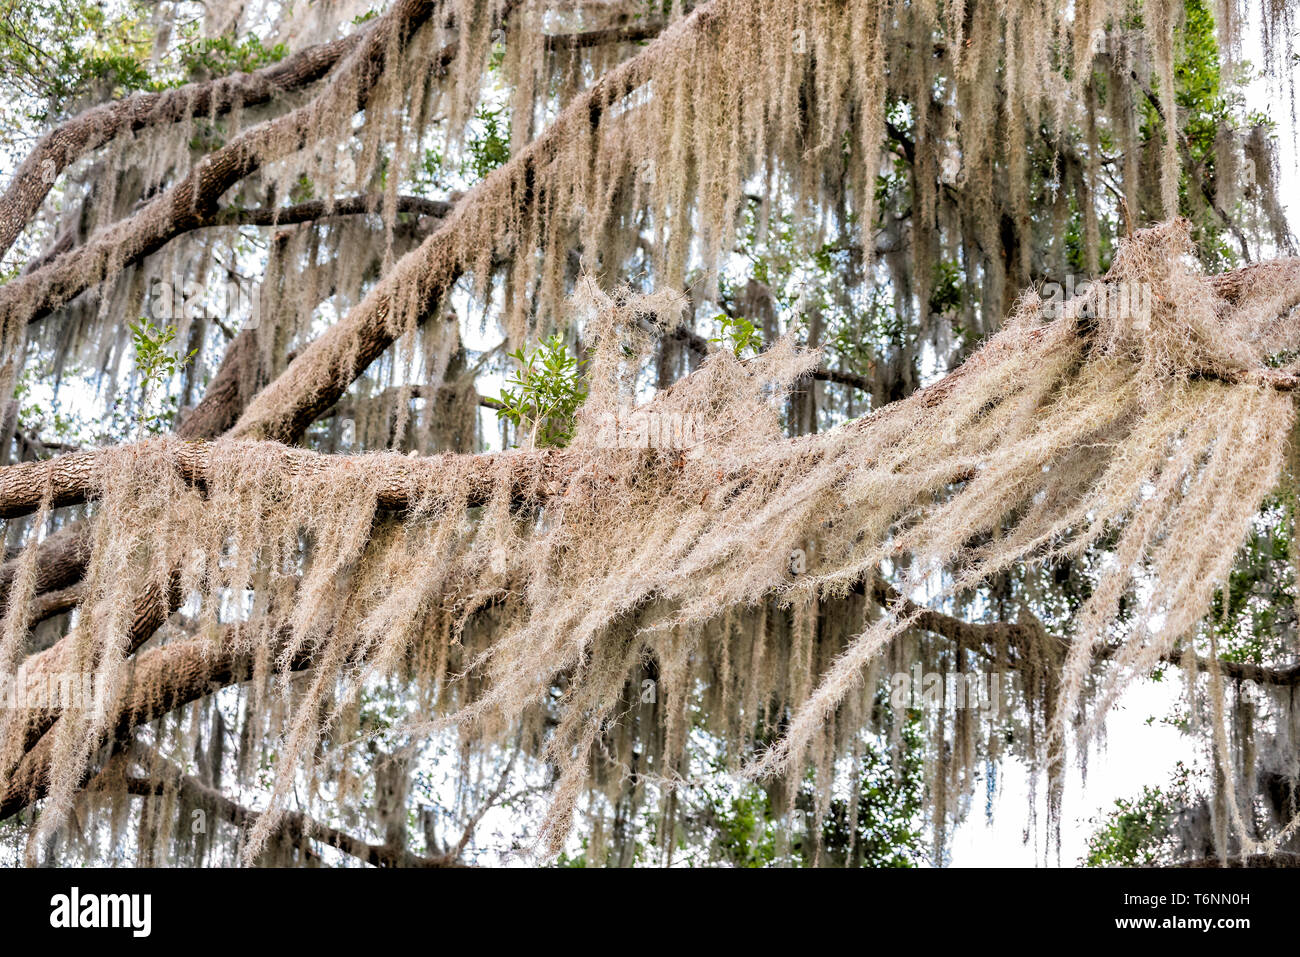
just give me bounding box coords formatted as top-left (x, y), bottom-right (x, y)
top-left (0, 438), bottom-right (576, 520)
top-left (0, 447), bottom-right (99, 519)
top-left (0, 524), bottom-right (89, 616)
top-left (0, 622), bottom-right (313, 822)
top-left (24, 583), bottom-right (82, 631)
top-left (4, 248), bottom-right (1300, 520)
top-left (1, 575), bottom-right (180, 762)
top-left (1208, 256), bottom-right (1300, 312)
top-left (0, 27), bottom-right (369, 261)
top-left (0, 319), bottom-right (258, 623)
top-left (21, 194), bottom-right (453, 277)
top-left (0, 378), bottom-right (944, 519)
top-left (174, 328), bottom-right (264, 443)
top-left (0, 0), bottom-right (457, 329)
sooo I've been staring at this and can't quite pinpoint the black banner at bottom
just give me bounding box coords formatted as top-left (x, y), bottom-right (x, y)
top-left (0, 864), bottom-right (1282, 947)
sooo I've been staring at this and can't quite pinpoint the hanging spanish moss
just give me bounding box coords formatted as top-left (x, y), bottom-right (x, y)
top-left (1, 0), bottom-right (1298, 868)
top-left (1, 220), bottom-right (1297, 863)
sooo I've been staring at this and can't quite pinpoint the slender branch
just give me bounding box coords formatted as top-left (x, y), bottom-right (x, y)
top-left (214, 194), bottom-right (452, 228)
top-left (1123, 64), bottom-right (1256, 261)
top-left (873, 574), bottom-right (1300, 687)
top-left (117, 750), bottom-right (463, 867)
top-left (544, 20), bottom-right (668, 50)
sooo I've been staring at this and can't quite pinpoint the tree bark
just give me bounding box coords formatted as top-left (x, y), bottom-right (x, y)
top-left (0, 30), bottom-right (369, 260)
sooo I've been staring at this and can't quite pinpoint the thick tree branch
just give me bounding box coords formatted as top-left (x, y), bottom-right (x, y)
top-left (0, 0), bottom-right (458, 328)
top-left (0, 622), bottom-right (311, 820)
top-left (0, 29), bottom-right (370, 260)
top-left (21, 194), bottom-right (452, 276)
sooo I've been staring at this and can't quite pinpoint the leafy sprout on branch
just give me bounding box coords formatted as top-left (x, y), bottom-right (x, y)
top-left (495, 334), bottom-right (588, 449)
top-left (709, 313), bottom-right (764, 358)
top-left (129, 318), bottom-right (196, 437)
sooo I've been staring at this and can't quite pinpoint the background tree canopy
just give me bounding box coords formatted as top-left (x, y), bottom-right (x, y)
top-left (0, 0), bottom-right (1297, 868)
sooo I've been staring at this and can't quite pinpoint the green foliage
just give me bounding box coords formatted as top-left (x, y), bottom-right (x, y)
top-left (1208, 496), bottom-right (1295, 665)
top-left (289, 173), bottom-right (315, 204)
top-left (709, 786), bottom-right (779, 866)
top-left (0, 1), bottom-right (286, 122)
top-left (804, 715), bottom-right (926, 867)
top-left (723, 202), bottom-right (852, 323)
top-left (174, 27), bottom-right (286, 81)
top-left (495, 335), bottom-right (588, 448)
top-left (414, 146), bottom-right (448, 196)
top-left (1175, 0), bottom-right (1230, 167)
top-left (0, 0), bottom-right (156, 120)
top-left (704, 715), bottom-right (926, 867)
top-left (129, 317), bottom-right (195, 436)
top-left (1084, 764), bottom-right (1195, 866)
top-left (719, 199), bottom-right (882, 397)
top-left (555, 843), bottom-right (590, 867)
top-left (1127, 0), bottom-right (1262, 269)
top-left (708, 313), bottom-right (764, 358)
top-left (928, 259), bottom-right (963, 316)
top-left (11, 364), bottom-right (81, 452)
top-left (830, 287), bottom-right (903, 366)
top-left (462, 105), bottom-right (511, 182)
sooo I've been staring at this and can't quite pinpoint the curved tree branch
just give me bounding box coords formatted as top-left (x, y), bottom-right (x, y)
top-left (0, 0), bottom-right (458, 328)
top-left (0, 28), bottom-right (370, 260)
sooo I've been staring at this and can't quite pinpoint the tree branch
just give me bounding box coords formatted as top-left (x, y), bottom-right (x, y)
top-left (0, 0), bottom-right (458, 328)
top-left (116, 750), bottom-right (463, 867)
top-left (0, 622), bottom-right (311, 820)
top-left (0, 28), bottom-right (370, 260)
